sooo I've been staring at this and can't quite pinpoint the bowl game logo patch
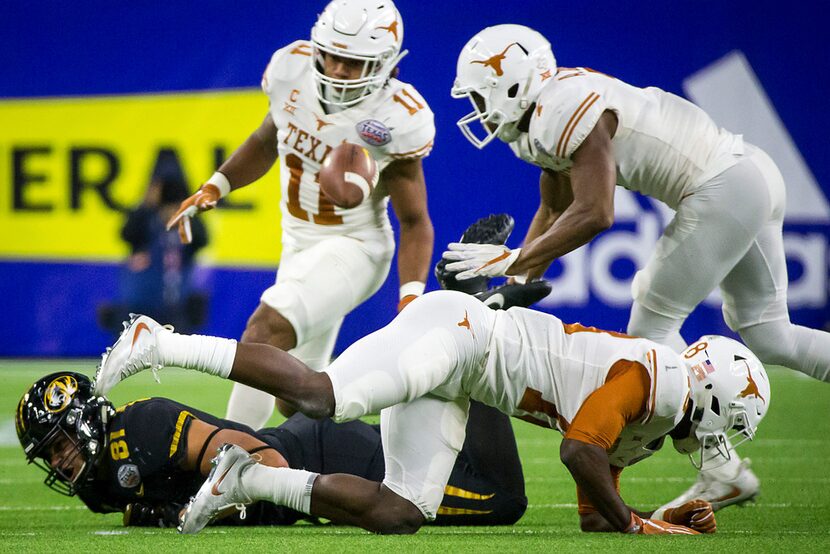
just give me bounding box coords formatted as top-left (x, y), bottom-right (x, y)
top-left (118, 464), bottom-right (141, 488)
top-left (356, 119), bottom-right (391, 147)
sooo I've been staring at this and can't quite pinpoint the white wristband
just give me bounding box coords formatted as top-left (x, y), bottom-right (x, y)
top-left (651, 507), bottom-right (667, 521)
top-left (208, 171), bottom-right (232, 197)
top-left (399, 281), bottom-right (426, 300)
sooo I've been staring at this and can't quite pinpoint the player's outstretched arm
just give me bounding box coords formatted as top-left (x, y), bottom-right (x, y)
top-left (519, 169), bottom-right (573, 281)
top-left (212, 113), bottom-right (280, 188)
top-left (166, 113), bottom-right (279, 243)
top-left (560, 439), bottom-right (699, 535)
top-left (559, 363), bottom-right (701, 535)
top-left (385, 158), bottom-right (434, 311)
top-left (509, 111), bottom-right (617, 275)
top-left (560, 438), bottom-right (633, 531)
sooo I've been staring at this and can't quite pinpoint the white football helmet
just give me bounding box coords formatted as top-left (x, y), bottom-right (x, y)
top-left (311, 0), bottom-right (407, 108)
top-left (676, 335), bottom-right (771, 469)
top-left (452, 24), bottom-right (556, 148)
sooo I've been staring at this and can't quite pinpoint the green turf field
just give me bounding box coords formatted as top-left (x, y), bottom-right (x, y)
top-left (1, 360), bottom-right (828, 552)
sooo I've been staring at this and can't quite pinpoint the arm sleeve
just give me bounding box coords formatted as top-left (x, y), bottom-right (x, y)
top-left (563, 360), bottom-right (650, 450)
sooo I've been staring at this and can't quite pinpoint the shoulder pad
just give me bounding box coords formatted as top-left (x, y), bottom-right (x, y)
top-left (262, 40), bottom-right (313, 95)
top-left (379, 80), bottom-right (435, 160)
top-left (532, 74), bottom-right (607, 160)
top-left (646, 346), bottom-right (690, 424)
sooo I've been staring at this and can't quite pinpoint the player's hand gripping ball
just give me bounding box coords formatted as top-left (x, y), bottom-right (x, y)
top-left (318, 143), bottom-right (379, 208)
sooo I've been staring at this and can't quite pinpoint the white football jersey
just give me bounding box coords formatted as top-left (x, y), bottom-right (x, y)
top-left (476, 306), bottom-right (689, 466)
top-left (509, 68), bottom-right (744, 209)
top-left (262, 40), bottom-right (435, 249)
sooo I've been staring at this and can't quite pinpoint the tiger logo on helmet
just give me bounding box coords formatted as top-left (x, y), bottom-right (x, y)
top-left (44, 374), bottom-right (79, 413)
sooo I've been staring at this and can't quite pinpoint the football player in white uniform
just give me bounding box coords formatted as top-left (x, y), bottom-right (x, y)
top-left (166, 0), bottom-right (435, 427)
top-left (445, 24), bottom-right (830, 510)
top-left (94, 291), bottom-right (771, 536)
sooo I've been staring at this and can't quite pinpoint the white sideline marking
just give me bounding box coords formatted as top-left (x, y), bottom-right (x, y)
top-left (0, 419), bottom-right (17, 447)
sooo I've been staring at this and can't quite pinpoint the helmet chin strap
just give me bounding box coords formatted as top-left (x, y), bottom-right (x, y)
top-left (496, 121), bottom-right (521, 143)
top-left (497, 101), bottom-right (536, 143)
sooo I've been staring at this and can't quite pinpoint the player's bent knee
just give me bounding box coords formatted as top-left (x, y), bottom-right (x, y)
top-left (368, 488), bottom-right (425, 535)
top-left (242, 304), bottom-right (297, 350)
top-left (371, 507), bottom-right (424, 535)
top-left (275, 397), bottom-right (297, 418)
top-left (291, 372), bottom-right (336, 419)
top-left (501, 495), bottom-right (528, 525)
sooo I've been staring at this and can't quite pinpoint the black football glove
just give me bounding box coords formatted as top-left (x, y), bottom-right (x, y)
top-left (475, 280), bottom-right (552, 310)
top-left (435, 213), bottom-right (515, 294)
top-left (123, 501), bottom-right (183, 528)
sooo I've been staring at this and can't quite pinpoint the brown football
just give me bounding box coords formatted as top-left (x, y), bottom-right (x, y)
top-left (318, 142), bottom-right (378, 209)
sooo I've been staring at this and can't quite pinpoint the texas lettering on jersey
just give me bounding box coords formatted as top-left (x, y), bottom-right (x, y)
top-left (282, 122), bottom-right (334, 165)
top-left (262, 40), bottom-right (435, 245)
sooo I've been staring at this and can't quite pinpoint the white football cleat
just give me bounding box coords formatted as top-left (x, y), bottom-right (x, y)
top-left (178, 444), bottom-right (254, 534)
top-left (93, 314), bottom-right (171, 395)
top-left (667, 458), bottom-right (760, 511)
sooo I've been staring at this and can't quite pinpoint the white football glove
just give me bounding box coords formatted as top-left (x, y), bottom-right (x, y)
top-left (442, 243), bottom-right (521, 280)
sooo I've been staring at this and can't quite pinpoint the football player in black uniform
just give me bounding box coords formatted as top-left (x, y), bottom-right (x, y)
top-left (16, 371), bottom-right (528, 528)
top-left (17, 215), bottom-right (549, 528)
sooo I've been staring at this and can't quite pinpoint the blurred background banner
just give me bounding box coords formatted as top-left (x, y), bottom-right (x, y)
top-left (1, 0), bottom-right (827, 356)
top-left (0, 91), bottom-right (280, 264)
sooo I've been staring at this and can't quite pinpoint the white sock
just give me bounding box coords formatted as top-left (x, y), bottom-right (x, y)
top-left (225, 382), bottom-right (275, 428)
top-left (157, 332), bottom-right (237, 378)
top-left (240, 464), bottom-right (318, 514)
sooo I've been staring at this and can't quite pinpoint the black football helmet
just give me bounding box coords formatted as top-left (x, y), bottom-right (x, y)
top-left (15, 372), bottom-right (114, 496)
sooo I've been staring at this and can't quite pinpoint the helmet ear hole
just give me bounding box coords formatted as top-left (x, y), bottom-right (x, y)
top-left (507, 83), bottom-right (519, 98)
top-left (709, 396), bottom-right (721, 416)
